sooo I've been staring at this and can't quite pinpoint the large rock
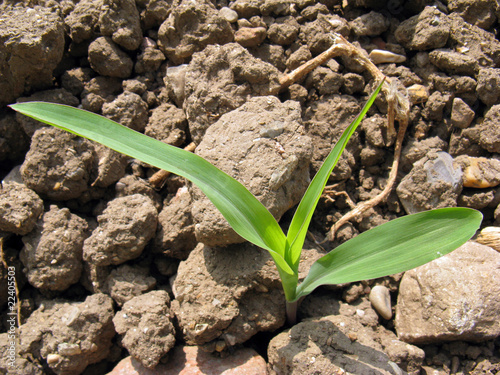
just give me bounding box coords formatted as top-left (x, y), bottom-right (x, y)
top-left (21, 127), bottom-right (95, 201)
top-left (157, 0), bottom-right (234, 64)
top-left (21, 205), bottom-right (88, 291)
top-left (98, 0), bottom-right (142, 51)
top-left (171, 241), bottom-right (323, 350)
top-left (396, 152), bottom-right (463, 214)
top-left (477, 104), bottom-right (500, 153)
top-left (18, 294), bottom-right (115, 375)
top-left (113, 291), bottom-right (176, 369)
top-left (64, 0), bottom-right (102, 44)
top-left (83, 194), bottom-right (158, 267)
top-left (0, 6), bottom-right (65, 106)
top-left (268, 314), bottom-right (425, 375)
top-left (0, 182), bottom-right (43, 235)
top-left (394, 6), bottom-right (451, 51)
top-left (171, 242), bottom-right (286, 348)
top-left (396, 241), bottom-right (500, 344)
top-left (183, 43), bottom-right (281, 143)
top-left (191, 96), bottom-right (312, 247)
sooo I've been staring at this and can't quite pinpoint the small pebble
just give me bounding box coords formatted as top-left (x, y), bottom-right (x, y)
top-left (219, 7), bottom-right (238, 23)
top-left (46, 354), bottom-right (61, 365)
top-left (450, 97), bottom-right (475, 129)
top-left (369, 49), bottom-right (406, 64)
top-left (234, 27), bottom-right (267, 47)
top-left (407, 84), bottom-right (429, 105)
top-left (456, 155), bottom-right (500, 188)
top-left (369, 285), bottom-right (392, 320)
top-left (476, 227), bottom-right (500, 252)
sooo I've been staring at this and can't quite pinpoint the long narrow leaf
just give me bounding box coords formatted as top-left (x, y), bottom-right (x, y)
top-left (285, 80), bottom-right (384, 271)
top-left (10, 102), bottom-right (293, 275)
top-left (294, 207), bottom-right (482, 301)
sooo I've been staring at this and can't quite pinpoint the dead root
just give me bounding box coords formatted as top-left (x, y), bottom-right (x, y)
top-left (277, 32), bottom-right (411, 242)
top-left (149, 142), bottom-right (196, 190)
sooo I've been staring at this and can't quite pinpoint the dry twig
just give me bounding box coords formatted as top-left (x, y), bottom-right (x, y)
top-left (149, 142), bottom-right (196, 189)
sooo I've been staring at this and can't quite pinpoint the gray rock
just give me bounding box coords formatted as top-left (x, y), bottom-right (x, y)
top-left (478, 104), bottom-right (500, 153)
top-left (172, 242), bottom-right (286, 347)
top-left (448, 13), bottom-right (500, 68)
top-left (477, 68), bottom-right (500, 106)
top-left (450, 97), bottom-right (475, 129)
top-left (88, 36), bottom-right (134, 78)
top-left (447, 0), bottom-right (497, 30)
top-left (98, 0), bottom-right (142, 51)
top-left (20, 205), bottom-right (88, 292)
top-left (21, 127), bottom-right (95, 201)
top-left (102, 91), bottom-right (149, 132)
top-left (135, 46), bottom-right (166, 74)
top-left (136, 0), bottom-right (179, 29)
top-left (429, 49), bottom-right (478, 76)
top-left (153, 186), bottom-right (196, 260)
top-left (113, 291), bottom-right (175, 369)
top-left (157, 0), bottom-right (234, 64)
top-left (350, 11), bottom-right (389, 36)
top-left (103, 264), bottom-right (157, 307)
top-left (267, 16), bottom-right (300, 45)
top-left (172, 241), bottom-right (323, 349)
top-left (396, 152), bottom-right (463, 214)
top-left (83, 194), bottom-right (158, 266)
top-left (395, 6), bottom-right (451, 51)
top-left (0, 6), bottom-right (65, 106)
top-left (396, 241), bottom-right (500, 344)
top-left (18, 294), bottom-right (115, 375)
top-left (400, 136), bottom-right (448, 172)
top-left (191, 96), bottom-right (312, 247)
top-left (305, 67), bottom-right (343, 96)
top-left (64, 0), bottom-right (102, 44)
top-left (92, 144), bottom-right (129, 188)
top-left (144, 103), bottom-right (187, 147)
top-left (268, 314), bottom-right (424, 375)
top-left (0, 182), bottom-right (43, 235)
top-left (183, 43), bottom-right (281, 143)
top-left (81, 76), bottom-right (122, 113)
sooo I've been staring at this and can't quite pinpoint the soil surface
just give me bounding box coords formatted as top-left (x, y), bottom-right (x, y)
top-left (0, 1), bottom-right (499, 374)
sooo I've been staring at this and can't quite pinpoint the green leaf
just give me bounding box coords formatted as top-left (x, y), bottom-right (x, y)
top-left (285, 80), bottom-right (384, 272)
top-left (294, 207), bottom-right (482, 301)
top-left (10, 102), bottom-right (293, 275)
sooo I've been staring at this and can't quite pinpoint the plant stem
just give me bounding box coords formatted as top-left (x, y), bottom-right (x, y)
top-left (286, 300), bottom-right (298, 326)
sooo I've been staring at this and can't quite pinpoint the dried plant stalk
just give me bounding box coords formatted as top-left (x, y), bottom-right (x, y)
top-left (149, 142), bottom-right (196, 189)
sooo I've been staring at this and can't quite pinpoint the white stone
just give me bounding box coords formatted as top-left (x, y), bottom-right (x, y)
top-left (369, 49), bottom-right (406, 64)
top-left (370, 285), bottom-right (392, 320)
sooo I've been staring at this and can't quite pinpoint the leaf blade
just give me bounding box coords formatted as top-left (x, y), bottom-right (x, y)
top-left (10, 102), bottom-right (292, 273)
top-left (294, 207), bottom-right (482, 301)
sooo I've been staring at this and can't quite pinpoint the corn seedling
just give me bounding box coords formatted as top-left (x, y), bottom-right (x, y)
top-left (10, 81), bottom-right (482, 324)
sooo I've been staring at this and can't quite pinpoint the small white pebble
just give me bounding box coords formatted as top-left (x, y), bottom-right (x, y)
top-left (369, 285), bottom-right (392, 320)
top-left (369, 49), bottom-right (406, 65)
